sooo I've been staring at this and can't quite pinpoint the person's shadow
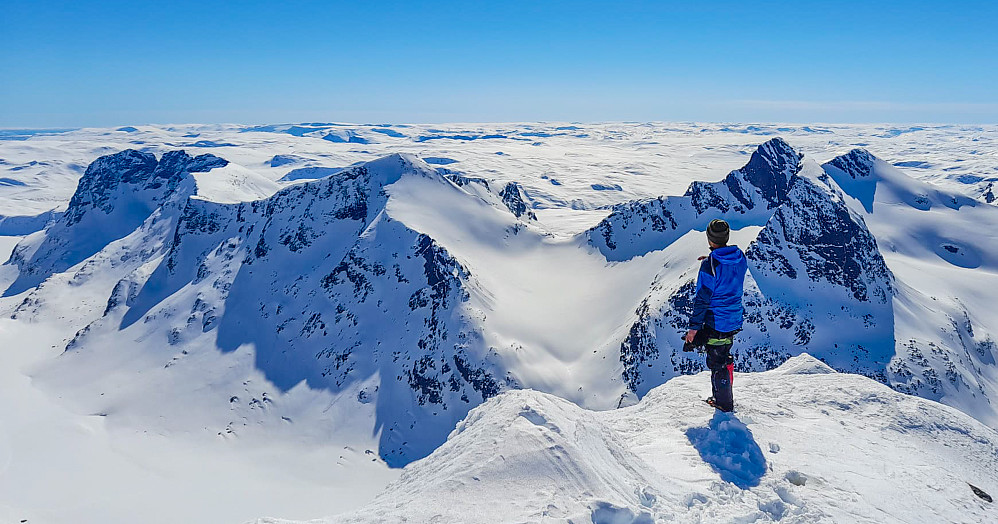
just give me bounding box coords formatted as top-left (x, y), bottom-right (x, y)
top-left (686, 411), bottom-right (767, 488)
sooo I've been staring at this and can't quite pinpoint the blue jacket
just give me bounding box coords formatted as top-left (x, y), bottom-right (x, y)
top-left (689, 245), bottom-right (747, 333)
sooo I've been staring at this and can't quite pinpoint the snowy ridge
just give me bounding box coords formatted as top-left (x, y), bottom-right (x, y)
top-left (586, 137), bottom-right (802, 261)
top-left (270, 355), bottom-right (997, 524)
top-left (613, 140), bottom-right (897, 397)
top-left (2, 124), bottom-right (998, 522)
top-left (821, 148), bottom-right (998, 425)
top-left (3, 149), bottom-right (227, 296)
top-left (25, 152), bottom-right (524, 466)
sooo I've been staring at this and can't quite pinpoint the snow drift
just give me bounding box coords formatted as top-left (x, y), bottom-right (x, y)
top-left (268, 354), bottom-right (997, 524)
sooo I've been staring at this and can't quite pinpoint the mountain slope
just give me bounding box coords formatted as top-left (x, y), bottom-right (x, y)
top-left (586, 137), bottom-right (802, 262)
top-left (599, 139), bottom-right (998, 431)
top-left (6, 139), bottom-right (998, 468)
top-left (25, 153), bottom-right (516, 466)
top-left (611, 140), bottom-right (896, 397)
top-left (3, 124), bottom-right (998, 524)
top-left (1, 138), bottom-right (995, 465)
top-left (3, 150), bottom-right (227, 296)
top-left (823, 149), bottom-right (998, 425)
top-left (279, 355), bottom-right (997, 524)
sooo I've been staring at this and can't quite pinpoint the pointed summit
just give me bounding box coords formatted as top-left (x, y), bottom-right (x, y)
top-left (727, 137), bottom-right (804, 210)
top-left (824, 148), bottom-right (877, 180)
top-left (588, 138), bottom-right (805, 260)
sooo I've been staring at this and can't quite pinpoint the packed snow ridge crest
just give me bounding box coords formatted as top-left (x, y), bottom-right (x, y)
top-left (317, 354), bottom-right (998, 524)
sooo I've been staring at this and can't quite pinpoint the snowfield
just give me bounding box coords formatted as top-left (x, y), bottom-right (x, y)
top-left (271, 355), bottom-right (997, 524)
top-left (1, 122), bottom-right (997, 523)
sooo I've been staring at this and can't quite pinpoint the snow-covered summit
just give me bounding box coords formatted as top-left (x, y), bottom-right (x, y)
top-left (65, 149), bottom-right (227, 225)
top-left (3, 125), bottom-right (998, 523)
top-left (288, 354), bottom-right (997, 524)
top-left (587, 137), bottom-right (804, 261)
top-left (822, 147), bottom-right (980, 216)
top-left (13, 150), bottom-right (540, 468)
top-left (3, 149), bottom-right (228, 296)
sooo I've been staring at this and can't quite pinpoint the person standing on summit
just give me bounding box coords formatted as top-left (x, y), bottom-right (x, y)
top-left (684, 219), bottom-right (748, 412)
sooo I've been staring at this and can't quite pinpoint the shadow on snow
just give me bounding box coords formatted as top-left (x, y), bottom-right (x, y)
top-left (686, 411), bottom-right (767, 489)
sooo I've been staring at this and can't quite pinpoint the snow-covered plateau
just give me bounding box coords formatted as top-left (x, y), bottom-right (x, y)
top-left (0, 122), bottom-right (996, 523)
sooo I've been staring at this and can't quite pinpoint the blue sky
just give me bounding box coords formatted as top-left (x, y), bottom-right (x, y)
top-left (2, 0), bottom-right (996, 127)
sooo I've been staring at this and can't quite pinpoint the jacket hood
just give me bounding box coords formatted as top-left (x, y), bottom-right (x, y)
top-left (711, 245), bottom-right (745, 265)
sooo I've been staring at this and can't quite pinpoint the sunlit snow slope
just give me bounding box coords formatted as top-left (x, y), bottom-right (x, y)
top-left (270, 355), bottom-right (997, 524)
top-left (1, 122), bottom-right (997, 524)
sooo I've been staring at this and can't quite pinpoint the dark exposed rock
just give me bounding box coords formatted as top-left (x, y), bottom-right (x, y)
top-left (825, 149), bottom-right (875, 179)
top-left (498, 182), bottom-right (537, 220)
top-left (620, 299), bottom-right (657, 392)
top-left (969, 483), bottom-right (992, 503)
top-left (747, 176), bottom-right (893, 304)
top-left (64, 150), bottom-right (158, 225)
top-left (588, 138), bottom-right (804, 260)
top-left (737, 137), bottom-right (802, 208)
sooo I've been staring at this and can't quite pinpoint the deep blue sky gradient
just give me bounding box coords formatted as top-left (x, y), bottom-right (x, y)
top-left (2, 0), bottom-right (996, 126)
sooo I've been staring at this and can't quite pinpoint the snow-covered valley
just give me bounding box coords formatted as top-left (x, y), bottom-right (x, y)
top-left (1, 122), bottom-right (997, 523)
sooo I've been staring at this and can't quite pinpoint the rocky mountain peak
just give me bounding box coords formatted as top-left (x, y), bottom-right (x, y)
top-left (65, 149), bottom-right (157, 225)
top-left (4, 149), bottom-right (229, 297)
top-left (65, 149), bottom-right (227, 226)
top-left (498, 182), bottom-right (537, 220)
top-left (734, 137), bottom-right (804, 209)
top-left (823, 148), bottom-right (876, 180)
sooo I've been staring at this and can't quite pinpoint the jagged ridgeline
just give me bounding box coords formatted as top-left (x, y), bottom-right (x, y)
top-left (594, 138), bottom-right (890, 394)
top-left (5, 151), bottom-right (523, 466)
top-left (604, 138), bottom-right (996, 426)
top-left (4, 150), bottom-right (228, 296)
top-left (5, 138), bottom-right (997, 465)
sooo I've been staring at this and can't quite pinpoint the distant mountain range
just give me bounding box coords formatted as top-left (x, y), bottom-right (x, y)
top-left (4, 135), bottom-right (997, 472)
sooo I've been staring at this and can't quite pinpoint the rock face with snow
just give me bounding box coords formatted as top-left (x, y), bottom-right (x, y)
top-left (820, 148), bottom-right (998, 422)
top-left (4, 124), bottom-right (998, 524)
top-left (498, 181), bottom-right (537, 220)
top-left (308, 354), bottom-right (998, 524)
top-left (617, 142), bottom-right (998, 433)
top-left (49, 153), bottom-right (512, 466)
top-left (4, 135), bottom-right (998, 495)
top-left (749, 167), bottom-right (893, 306)
top-left (3, 149), bottom-right (227, 296)
top-left (588, 137), bottom-right (802, 261)
top-left (615, 140), bottom-right (896, 395)
top-left (742, 171), bottom-right (896, 375)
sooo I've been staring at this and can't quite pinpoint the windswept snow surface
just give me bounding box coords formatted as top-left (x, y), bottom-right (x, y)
top-left (266, 355), bottom-right (998, 524)
top-left (2, 123), bottom-right (998, 523)
top-left (0, 318), bottom-right (398, 524)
